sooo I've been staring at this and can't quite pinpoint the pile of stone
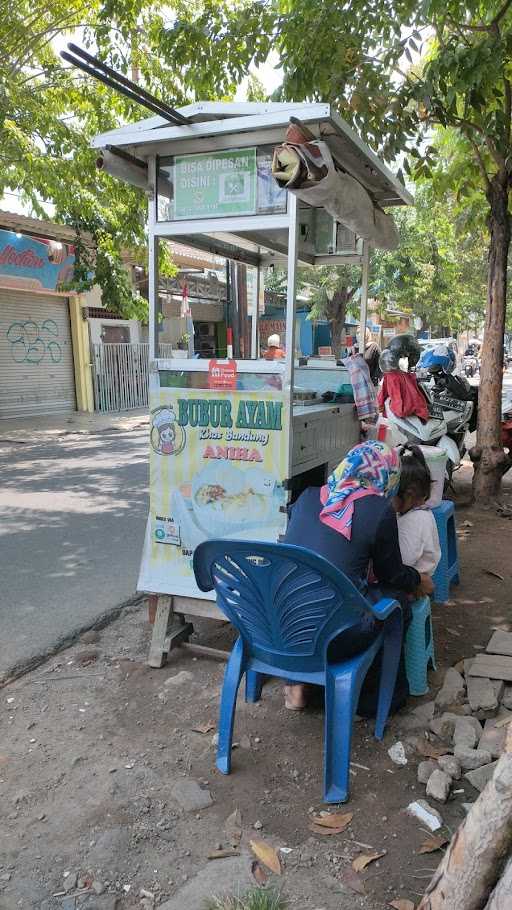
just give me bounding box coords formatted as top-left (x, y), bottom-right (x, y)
top-left (404, 663), bottom-right (512, 805)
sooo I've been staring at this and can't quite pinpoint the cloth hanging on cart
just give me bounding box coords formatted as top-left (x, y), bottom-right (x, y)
top-left (272, 133), bottom-right (399, 250)
top-left (378, 371), bottom-right (429, 422)
top-left (344, 353), bottom-right (378, 421)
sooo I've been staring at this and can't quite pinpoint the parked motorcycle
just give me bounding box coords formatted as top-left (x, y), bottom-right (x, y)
top-left (379, 339), bottom-right (476, 478)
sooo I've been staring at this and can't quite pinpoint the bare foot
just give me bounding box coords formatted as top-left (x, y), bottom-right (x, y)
top-left (284, 684), bottom-right (307, 711)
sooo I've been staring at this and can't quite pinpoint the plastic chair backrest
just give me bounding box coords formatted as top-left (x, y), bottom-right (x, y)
top-left (194, 540), bottom-right (373, 674)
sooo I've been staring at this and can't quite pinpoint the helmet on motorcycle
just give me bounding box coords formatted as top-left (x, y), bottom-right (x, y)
top-left (379, 348), bottom-right (400, 373)
top-left (418, 344), bottom-right (456, 374)
top-left (387, 334), bottom-right (422, 369)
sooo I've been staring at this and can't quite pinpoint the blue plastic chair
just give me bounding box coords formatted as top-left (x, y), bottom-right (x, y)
top-left (194, 540), bottom-right (403, 803)
top-left (432, 501), bottom-right (460, 603)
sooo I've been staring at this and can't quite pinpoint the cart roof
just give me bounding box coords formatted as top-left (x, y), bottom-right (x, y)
top-left (92, 101), bottom-right (412, 208)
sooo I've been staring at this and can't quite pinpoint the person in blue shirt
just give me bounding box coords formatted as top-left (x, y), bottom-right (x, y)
top-left (283, 440), bottom-right (434, 711)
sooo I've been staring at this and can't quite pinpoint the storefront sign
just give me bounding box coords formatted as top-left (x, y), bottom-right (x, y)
top-left (0, 230), bottom-right (75, 292)
top-left (138, 378), bottom-right (289, 598)
top-left (174, 149), bottom-right (257, 219)
top-left (208, 359), bottom-right (237, 390)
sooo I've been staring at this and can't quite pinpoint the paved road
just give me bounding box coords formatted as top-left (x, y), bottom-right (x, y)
top-left (0, 412), bottom-right (149, 681)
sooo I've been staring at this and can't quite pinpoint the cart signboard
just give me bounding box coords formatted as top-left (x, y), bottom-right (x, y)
top-left (174, 149), bottom-right (257, 219)
top-left (138, 375), bottom-right (289, 597)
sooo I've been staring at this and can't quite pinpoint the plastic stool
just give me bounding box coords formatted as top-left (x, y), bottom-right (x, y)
top-left (432, 500), bottom-right (460, 603)
top-left (405, 596), bottom-right (436, 696)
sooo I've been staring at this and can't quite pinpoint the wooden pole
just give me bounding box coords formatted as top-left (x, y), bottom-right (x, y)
top-left (418, 728), bottom-right (512, 910)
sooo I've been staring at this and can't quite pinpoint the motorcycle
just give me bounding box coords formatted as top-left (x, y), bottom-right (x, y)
top-left (463, 354), bottom-right (478, 378)
top-left (383, 344), bottom-right (477, 478)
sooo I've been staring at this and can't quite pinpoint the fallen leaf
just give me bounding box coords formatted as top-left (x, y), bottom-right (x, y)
top-left (224, 808), bottom-right (242, 847)
top-left (309, 824), bottom-right (349, 836)
top-left (250, 839), bottom-right (282, 875)
top-left (415, 739), bottom-right (450, 759)
top-left (310, 811), bottom-right (353, 830)
top-left (485, 570), bottom-right (505, 582)
top-left (208, 849), bottom-right (240, 860)
top-left (192, 722), bottom-right (215, 735)
top-left (251, 860), bottom-right (268, 886)
top-left (339, 866), bottom-right (366, 895)
top-left (352, 851), bottom-right (386, 872)
top-left (418, 835), bottom-right (449, 854)
top-left (389, 900), bottom-right (415, 910)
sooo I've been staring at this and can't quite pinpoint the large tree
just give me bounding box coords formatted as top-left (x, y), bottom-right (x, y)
top-left (1, 0), bottom-right (256, 315)
top-left (178, 0), bottom-right (512, 498)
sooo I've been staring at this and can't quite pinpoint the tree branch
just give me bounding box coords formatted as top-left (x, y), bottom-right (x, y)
top-left (494, 0), bottom-right (512, 26)
top-left (467, 135), bottom-right (492, 192)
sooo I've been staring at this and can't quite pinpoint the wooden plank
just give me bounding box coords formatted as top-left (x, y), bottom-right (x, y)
top-left (173, 596), bottom-right (225, 621)
top-left (147, 595), bottom-right (173, 668)
top-left (487, 631), bottom-right (512, 657)
top-left (468, 653), bottom-right (512, 682)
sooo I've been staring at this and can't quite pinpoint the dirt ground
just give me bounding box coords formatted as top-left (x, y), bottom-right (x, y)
top-left (2, 463), bottom-right (512, 910)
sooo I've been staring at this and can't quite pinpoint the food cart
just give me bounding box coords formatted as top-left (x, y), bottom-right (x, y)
top-left (92, 102), bottom-right (412, 666)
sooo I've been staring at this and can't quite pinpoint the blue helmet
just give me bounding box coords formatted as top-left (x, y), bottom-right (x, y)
top-left (418, 344), bottom-right (456, 374)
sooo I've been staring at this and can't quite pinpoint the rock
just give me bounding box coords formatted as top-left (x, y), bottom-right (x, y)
top-left (399, 701), bottom-right (436, 732)
top-left (406, 799), bottom-right (443, 831)
top-left (478, 712), bottom-right (512, 759)
top-left (418, 760), bottom-right (439, 784)
top-left (463, 658), bottom-right (474, 679)
top-left (164, 671), bottom-right (194, 687)
top-left (437, 755), bottom-right (462, 780)
top-left (435, 668), bottom-right (466, 710)
top-left (80, 629), bottom-right (100, 644)
top-left (430, 713), bottom-right (459, 741)
top-left (465, 761), bottom-right (499, 792)
top-left (454, 747), bottom-right (493, 771)
top-left (63, 872), bottom-right (77, 893)
top-left (388, 741), bottom-right (408, 765)
top-left (467, 676), bottom-right (501, 715)
top-left (172, 778), bottom-right (213, 812)
top-left (92, 880), bottom-right (106, 895)
top-left (453, 717), bottom-right (479, 750)
top-left (253, 820), bottom-right (263, 830)
top-left (426, 769), bottom-right (452, 803)
top-left (502, 686), bottom-right (512, 710)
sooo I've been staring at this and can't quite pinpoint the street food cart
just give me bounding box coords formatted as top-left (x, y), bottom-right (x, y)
top-left (92, 102), bottom-right (412, 666)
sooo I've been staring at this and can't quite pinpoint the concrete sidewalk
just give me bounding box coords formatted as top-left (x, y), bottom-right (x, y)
top-left (0, 409), bottom-right (150, 682)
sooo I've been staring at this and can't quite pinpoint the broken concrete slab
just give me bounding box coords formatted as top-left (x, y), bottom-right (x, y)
top-left (478, 711), bottom-right (512, 759)
top-left (426, 769), bottom-right (452, 803)
top-left (399, 701), bottom-right (436, 732)
top-left (454, 747), bottom-right (493, 771)
top-left (158, 855), bottom-right (254, 910)
top-left (467, 675), bottom-right (500, 714)
top-left (435, 668), bottom-right (466, 710)
top-left (430, 713), bottom-right (459, 741)
top-left (418, 760), bottom-right (439, 784)
top-left (468, 653), bottom-right (512, 682)
top-left (437, 755), bottom-right (462, 780)
top-left (171, 778), bottom-right (213, 812)
top-left (486, 630), bottom-right (512, 656)
top-left (464, 761), bottom-right (499, 793)
top-left (453, 717), bottom-right (479, 750)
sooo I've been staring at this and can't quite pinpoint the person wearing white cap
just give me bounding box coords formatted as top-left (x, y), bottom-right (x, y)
top-left (264, 333), bottom-right (285, 361)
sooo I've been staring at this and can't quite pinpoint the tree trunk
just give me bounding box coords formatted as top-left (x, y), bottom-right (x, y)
top-left (484, 856), bottom-right (512, 910)
top-left (418, 733), bottom-right (512, 910)
top-left (327, 289), bottom-right (350, 359)
top-left (472, 176), bottom-right (512, 500)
